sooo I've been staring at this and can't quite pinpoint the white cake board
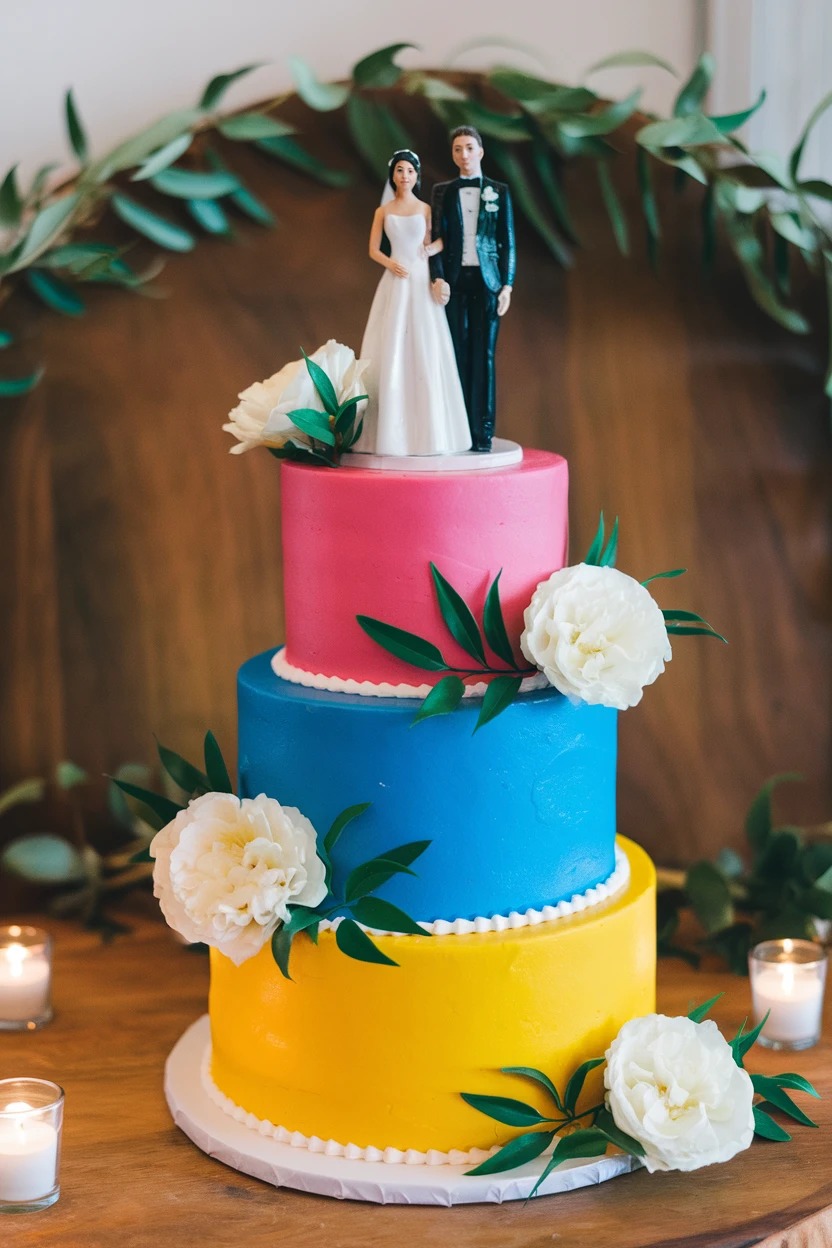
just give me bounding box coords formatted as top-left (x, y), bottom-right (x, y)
top-left (165, 1017), bottom-right (640, 1205)
top-left (340, 438), bottom-right (523, 474)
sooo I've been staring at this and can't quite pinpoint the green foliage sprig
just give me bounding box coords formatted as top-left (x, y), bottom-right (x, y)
top-left (269, 349), bottom-right (368, 466)
top-left (461, 994), bottom-right (819, 1195)
top-left (659, 774), bottom-right (832, 973)
top-left (358, 563), bottom-right (535, 732)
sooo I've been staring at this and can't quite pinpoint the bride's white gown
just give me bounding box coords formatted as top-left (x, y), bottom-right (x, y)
top-left (353, 213), bottom-right (472, 456)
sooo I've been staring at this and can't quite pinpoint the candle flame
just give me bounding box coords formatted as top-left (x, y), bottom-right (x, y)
top-left (4, 943), bottom-right (26, 979)
top-left (783, 938), bottom-right (794, 954)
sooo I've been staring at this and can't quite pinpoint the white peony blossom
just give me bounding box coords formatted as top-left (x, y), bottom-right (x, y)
top-left (150, 791), bottom-right (327, 965)
top-left (223, 340), bottom-right (369, 455)
top-left (520, 563), bottom-right (671, 710)
top-left (604, 1014), bottom-right (755, 1173)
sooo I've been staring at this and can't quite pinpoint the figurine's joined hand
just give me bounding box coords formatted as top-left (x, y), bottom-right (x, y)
top-left (390, 261), bottom-right (409, 279)
top-left (431, 278), bottom-right (451, 306)
top-left (497, 286), bottom-right (512, 317)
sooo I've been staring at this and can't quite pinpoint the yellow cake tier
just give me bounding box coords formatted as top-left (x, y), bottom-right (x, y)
top-left (209, 837), bottom-right (656, 1155)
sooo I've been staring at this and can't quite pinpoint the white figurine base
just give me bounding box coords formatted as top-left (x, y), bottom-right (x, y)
top-left (341, 438), bottom-right (523, 474)
top-left (165, 1017), bottom-right (640, 1205)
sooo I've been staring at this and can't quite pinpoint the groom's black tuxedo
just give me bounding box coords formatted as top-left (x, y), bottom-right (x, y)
top-left (429, 176), bottom-right (516, 449)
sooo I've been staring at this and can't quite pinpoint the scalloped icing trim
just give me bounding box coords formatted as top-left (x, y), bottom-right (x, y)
top-left (318, 843), bottom-right (630, 936)
top-left (271, 646), bottom-right (550, 699)
top-left (201, 1044), bottom-right (501, 1167)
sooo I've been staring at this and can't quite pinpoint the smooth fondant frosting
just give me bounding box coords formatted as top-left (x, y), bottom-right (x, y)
top-left (280, 450), bottom-right (568, 687)
top-left (209, 839), bottom-right (656, 1156)
top-left (238, 649), bottom-right (618, 922)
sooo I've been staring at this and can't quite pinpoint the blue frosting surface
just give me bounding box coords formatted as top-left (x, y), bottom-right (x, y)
top-left (238, 650), bottom-right (618, 923)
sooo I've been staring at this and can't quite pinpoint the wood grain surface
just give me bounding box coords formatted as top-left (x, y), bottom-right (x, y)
top-left (0, 91), bottom-right (830, 871)
top-left (1, 912), bottom-right (831, 1248)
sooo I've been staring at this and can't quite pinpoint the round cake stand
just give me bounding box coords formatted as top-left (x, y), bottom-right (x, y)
top-left (165, 1017), bottom-right (640, 1206)
top-left (340, 438), bottom-right (523, 473)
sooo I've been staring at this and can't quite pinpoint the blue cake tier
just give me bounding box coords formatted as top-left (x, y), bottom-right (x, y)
top-left (237, 650), bottom-right (618, 923)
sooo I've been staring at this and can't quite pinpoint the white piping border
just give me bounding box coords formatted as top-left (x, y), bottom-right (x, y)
top-left (319, 843), bottom-right (629, 936)
top-left (271, 646), bottom-right (549, 699)
top-left (201, 1045), bottom-right (501, 1167)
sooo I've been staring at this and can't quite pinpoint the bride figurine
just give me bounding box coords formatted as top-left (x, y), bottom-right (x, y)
top-left (352, 149), bottom-right (472, 456)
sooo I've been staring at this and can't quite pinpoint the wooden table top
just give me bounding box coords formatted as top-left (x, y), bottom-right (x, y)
top-left (2, 915), bottom-right (832, 1248)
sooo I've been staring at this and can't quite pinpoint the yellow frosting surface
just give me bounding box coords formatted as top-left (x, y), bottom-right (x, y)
top-left (209, 837), bottom-right (656, 1154)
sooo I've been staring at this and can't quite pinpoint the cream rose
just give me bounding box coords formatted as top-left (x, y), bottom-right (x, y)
top-left (150, 791), bottom-right (327, 965)
top-left (604, 1014), bottom-right (755, 1173)
top-left (520, 563), bottom-right (671, 710)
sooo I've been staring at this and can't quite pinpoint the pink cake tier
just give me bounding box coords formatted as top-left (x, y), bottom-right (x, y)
top-left (280, 449), bottom-right (569, 688)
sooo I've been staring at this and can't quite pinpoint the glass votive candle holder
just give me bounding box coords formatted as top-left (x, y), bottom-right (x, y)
top-left (0, 927), bottom-right (52, 1031)
top-left (749, 938), bottom-right (827, 1050)
top-left (0, 1079), bottom-right (64, 1212)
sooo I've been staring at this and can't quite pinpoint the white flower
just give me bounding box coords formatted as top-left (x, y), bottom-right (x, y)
top-left (605, 1014), bottom-right (755, 1173)
top-left (520, 563), bottom-right (671, 710)
top-left (482, 186), bottom-right (498, 201)
top-left (150, 791), bottom-right (327, 965)
top-left (223, 340), bottom-right (369, 455)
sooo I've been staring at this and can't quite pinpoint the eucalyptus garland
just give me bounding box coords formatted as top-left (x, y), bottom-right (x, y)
top-left (3, 44), bottom-right (832, 397)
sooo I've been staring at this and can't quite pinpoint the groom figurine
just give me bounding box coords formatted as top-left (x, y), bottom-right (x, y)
top-left (430, 126), bottom-right (516, 451)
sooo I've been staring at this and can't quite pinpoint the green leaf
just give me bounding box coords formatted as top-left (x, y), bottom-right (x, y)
top-left (0, 369), bottom-right (44, 397)
top-left (721, 210), bottom-right (809, 334)
top-left (599, 516), bottom-right (619, 566)
top-left (204, 730), bottom-right (233, 794)
top-left (597, 162), bottom-right (629, 256)
top-left (460, 1093), bottom-right (553, 1127)
top-left (489, 141), bottom-right (572, 269)
top-left (0, 778), bottom-right (46, 818)
top-left (55, 760), bottom-right (88, 789)
top-left (228, 182), bottom-right (275, 228)
top-left (343, 857), bottom-right (417, 904)
top-left (585, 50), bottom-right (677, 77)
top-left (324, 802), bottom-right (372, 859)
top-left (200, 65), bottom-right (263, 112)
top-left (474, 675), bottom-right (523, 733)
top-left (825, 252), bottom-right (832, 401)
top-left (271, 925), bottom-right (294, 980)
top-left (642, 568), bottom-right (686, 585)
top-left (770, 211), bottom-right (815, 251)
top-left (352, 43), bottom-right (415, 89)
top-left (26, 269), bottom-right (85, 317)
top-left (528, 86), bottom-right (598, 115)
top-left (489, 68), bottom-right (558, 101)
top-left (593, 1106), bottom-right (646, 1157)
top-left (585, 512), bottom-right (605, 564)
top-left (674, 53), bottom-right (715, 118)
top-left (356, 615), bottom-right (447, 671)
top-left (753, 1105), bottom-right (791, 1142)
top-left (527, 1128), bottom-right (611, 1198)
top-left (637, 149), bottom-right (660, 269)
top-left (710, 89), bottom-right (766, 135)
top-left (284, 905), bottom-right (326, 938)
top-left (0, 165), bottom-right (23, 228)
top-left (335, 918), bottom-right (398, 966)
top-left (0, 330), bottom-right (11, 349)
top-left (93, 110), bottom-right (200, 180)
top-left (482, 572), bottom-right (519, 669)
top-left (665, 624), bottom-right (728, 642)
top-left (1, 833), bottom-right (87, 884)
top-left (751, 1075), bottom-right (818, 1128)
top-left (350, 897), bottom-right (428, 935)
top-left (799, 179), bottom-right (832, 202)
top-left (109, 777), bottom-right (183, 825)
top-left (64, 88), bottom-right (88, 163)
top-left (150, 168), bottom-right (239, 200)
top-left (685, 861), bottom-right (734, 933)
top-left (156, 740), bottom-right (209, 794)
top-left (501, 1067), bottom-right (563, 1113)
top-left (346, 94), bottom-right (411, 181)
top-left (289, 56), bottom-right (350, 111)
top-left (790, 90), bottom-right (832, 182)
top-left (638, 114), bottom-right (724, 149)
top-left (564, 1058), bottom-right (606, 1114)
top-left (412, 675), bottom-right (466, 725)
top-left (559, 89), bottom-right (642, 139)
top-left (219, 113), bottom-right (295, 141)
top-left (688, 992), bottom-right (724, 1023)
top-left (430, 563), bottom-right (486, 665)
top-left (732, 1012), bottom-right (770, 1066)
top-left (285, 407), bottom-right (335, 445)
top-left (465, 1129), bottom-right (555, 1177)
top-left (414, 76), bottom-right (468, 102)
top-left (255, 136), bottom-right (352, 187)
top-left (301, 348), bottom-right (339, 416)
top-left (745, 773), bottom-right (802, 856)
top-left (767, 1072), bottom-right (820, 1099)
top-left (531, 142), bottom-right (580, 244)
top-left (186, 198), bottom-right (231, 236)
top-left (132, 134), bottom-right (194, 182)
top-left (111, 194), bottom-right (195, 253)
top-left (9, 193), bottom-right (81, 272)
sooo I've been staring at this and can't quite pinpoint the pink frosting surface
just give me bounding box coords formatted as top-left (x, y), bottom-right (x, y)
top-left (281, 450), bottom-right (569, 686)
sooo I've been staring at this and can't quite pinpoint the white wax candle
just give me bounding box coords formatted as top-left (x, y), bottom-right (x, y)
top-left (753, 963), bottom-right (824, 1044)
top-left (0, 1105), bottom-right (58, 1203)
top-left (0, 945), bottom-right (50, 1022)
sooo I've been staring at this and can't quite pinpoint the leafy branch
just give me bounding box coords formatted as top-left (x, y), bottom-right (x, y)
top-left (268, 349), bottom-right (368, 466)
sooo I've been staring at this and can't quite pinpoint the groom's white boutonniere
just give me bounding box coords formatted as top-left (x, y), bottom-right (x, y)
top-left (482, 186), bottom-right (499, 212)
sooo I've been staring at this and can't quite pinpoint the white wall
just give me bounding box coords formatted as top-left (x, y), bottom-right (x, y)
top-left (1, 0), bottom-right (704, 180)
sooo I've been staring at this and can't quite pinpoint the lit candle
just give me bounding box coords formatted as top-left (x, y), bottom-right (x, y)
top-left (749, 938), bottom-right (827, 1051)
top-left (0, 1080), bottom-right (63, 1212)
top-left (0, 927), bottom-right (52, 1030)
